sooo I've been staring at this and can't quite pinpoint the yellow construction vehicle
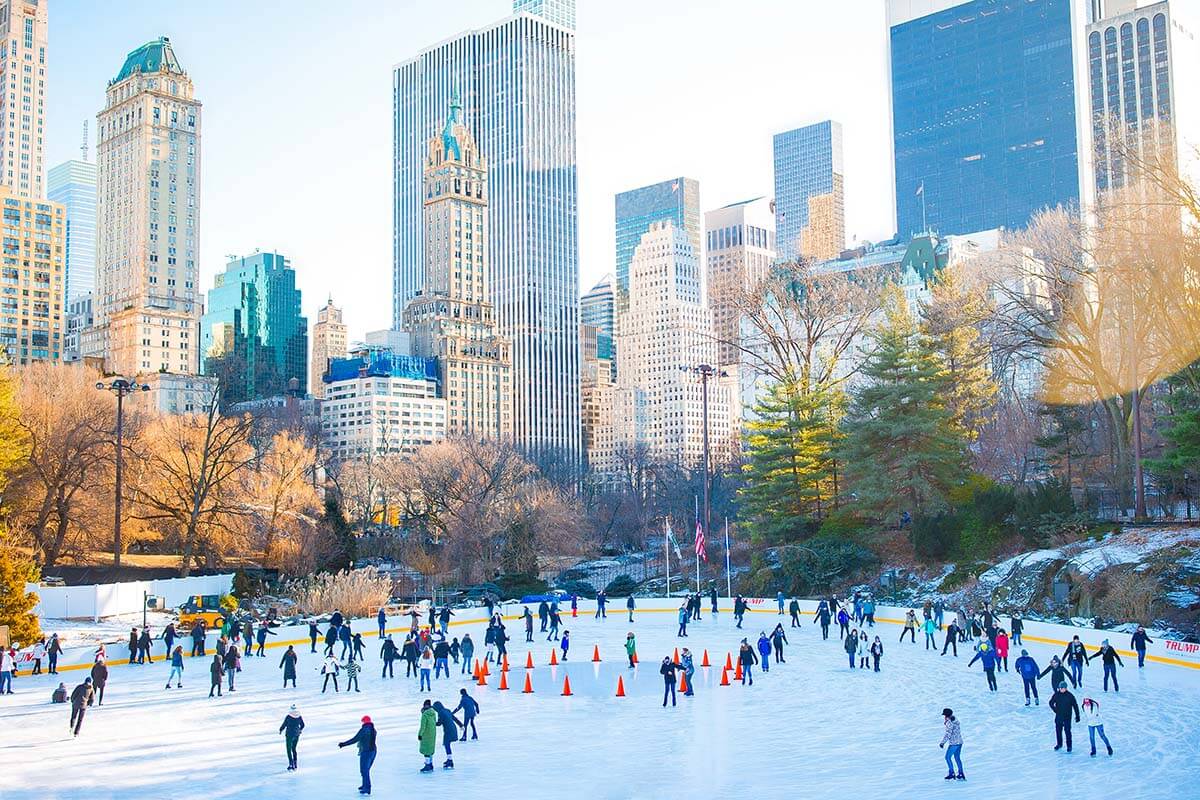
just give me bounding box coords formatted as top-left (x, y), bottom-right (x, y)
top-left (178, 595), bottom-right (226, 630)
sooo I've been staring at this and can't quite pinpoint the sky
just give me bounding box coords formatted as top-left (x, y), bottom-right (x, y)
top-left (48, 0), bottom-right (895, 341)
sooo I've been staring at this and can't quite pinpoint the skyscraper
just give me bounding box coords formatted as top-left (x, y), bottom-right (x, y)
top-left (394, 11), bottom-right (579, 460)
top-left (47, 159), bottom-right (97, 302)
top-left (0, 0), bottom-right (48, 199)
top-left (200, 251), bottom-right (307, 406)
top-left (580, 273), bottom-right (615, 335)
top-left (0, 186), bottom-right (65, 363)
top-left (94, 37), bottom-right (202, 376)
top-left (705, 197), bottom-right (776, 368)
top-left (513, 0), bottom-right (575, 28)
top-left (887, 0), bottom-right (1095, 238)
top-left (404, 96), bottom-right (512, 440)
top-left (773, 121), bottom-right (844, 261)
top-left (614, 177), bottom-right (701, 302)
top-left (310, 296), bottom-right (347, 399)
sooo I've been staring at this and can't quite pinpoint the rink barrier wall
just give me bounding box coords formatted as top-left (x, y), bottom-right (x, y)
top-left (28, 573), bottom-right (235, 622)
top-left (33, 597), bottom-right (1200, 674)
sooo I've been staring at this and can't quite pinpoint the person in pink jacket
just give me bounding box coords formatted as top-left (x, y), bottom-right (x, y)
top-left (994, 629), bottom-right (1010, 672)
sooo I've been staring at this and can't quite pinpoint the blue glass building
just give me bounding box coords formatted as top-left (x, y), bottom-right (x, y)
top-left (772, 121), bottom-right (843, 261)
top-left (47, 160), bottom-right (97, 303)
top-left (889, 0), bottom-right (1090, 238)
top-left (201, 252), bottom-right (307, 405)
top-left (614, 177), bottom-right (700, 300)
top-left (394, 10), bottom-right (580, 460)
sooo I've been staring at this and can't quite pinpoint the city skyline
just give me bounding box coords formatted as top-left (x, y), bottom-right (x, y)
top-left (46, 0), bottom-right (895, 343)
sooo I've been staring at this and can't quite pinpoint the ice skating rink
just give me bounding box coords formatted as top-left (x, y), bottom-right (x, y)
top-left (2, 605), bottom-right (1198, 799)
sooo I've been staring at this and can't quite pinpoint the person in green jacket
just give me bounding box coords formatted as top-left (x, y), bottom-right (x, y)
top-left (624, 632), bottom-right (637, 668)
top-left (418, 699), bottom-right (438, 773)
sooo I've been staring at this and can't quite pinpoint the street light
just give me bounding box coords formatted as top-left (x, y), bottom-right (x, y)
top-left (682, 363), bottom-right (726, 588)
top-left (97, 378), bottom-right (150, 567)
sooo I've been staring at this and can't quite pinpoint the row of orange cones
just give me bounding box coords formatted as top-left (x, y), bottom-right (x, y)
top-left (469, 648), bottom-right (739, 696)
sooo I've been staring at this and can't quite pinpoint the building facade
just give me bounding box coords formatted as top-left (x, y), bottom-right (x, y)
top-left (512, 0), bottom-right (575, 28)
top-left (704, 197), bottom-right (776, 368)
top-left (62, 294), bottom-right (91, 362)
top-left (887, 0), bottom-right (1095, 238)
top-left (614, 177), bottom-right (701, 304)
top-left (47, 160), bottom-right (97, 303)
top-left (137, 371), bottom-right (217, 416)
top-left (0, 186), bottom-right (65, 363)
top-left (320, 347), bottom-right (446, 459)
top-left (310, 297), bottom-right (347, 399)
top-left (773, 121), bottom-right (845, 261)
top-left (580, 321), bottom-right (615, 470)
top-left (609, 221), bottom-right (730, 471)
top-left (0, 0), bottom-right (48, 199)
top-left (580, 272), bottom-right (615, 336)
top-left (94, 37), bottom-right (202, 377)
top-left (403, 96), bottom-right (511, 440)
top-left (200, 251), bottom-right (307, 406)
top-left (393, 11), bottom-right (579, 460)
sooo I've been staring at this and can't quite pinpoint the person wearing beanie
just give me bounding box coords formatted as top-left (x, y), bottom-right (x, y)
top-left (1090, 639), bottom-right (1124, 692)
top-left (51, 682), bottom-right (68, 703)
top-left (279, 704), bottom-right (305, 770)
top-left (69, 678), bottom-right (94, 737)
top-left (1014, 649), bottom-right (1041, 706)
top-left (338, 715), bottom-right (378, 794)
top-left (938, 708), bottom-right (965, 780)
top-left (1048, 681), bottom-right (1081, 752)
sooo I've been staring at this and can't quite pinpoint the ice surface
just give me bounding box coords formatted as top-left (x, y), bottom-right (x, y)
top-left (2, 607), bottom-right (1198, 799)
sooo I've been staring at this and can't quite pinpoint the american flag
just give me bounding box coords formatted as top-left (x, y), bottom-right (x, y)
top-left (695, 520), bottom-right (707, 562)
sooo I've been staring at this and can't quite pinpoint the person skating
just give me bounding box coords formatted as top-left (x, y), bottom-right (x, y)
top-left (208, 654), bottom-right (224, 698)
top-left (280, 703), bottom-right (305, 770)
top-left (660, 656), bottom-right (682, 706)
top-left (843, 629), bottom-right (858, 669)
top-left (243, 618), bottom-right (255, 654)
top-left (560, 630), bottom-right (570, 661)
top-left (419, 647), bottom-right (433, 691)
top-left (1039, 655), bottom-right (1076, 690)
top-left (47, 632), bottom-right (62, 675)
top-left (770, 624), bottom-right (788, 663)
top-left (1049, 682), bottom-right (1080, 752)
top-left (836, 608), bottom-right (851, 640)
top-left (751, 632), bottom-right (769, 672)
top-left (353, 632), bottom-right (367, 662)
top-left (1014, 649), bottom-right (1041, 706)
top-left (255, 624), bottom-right (275, 657)
top-left (625, 632), bottom-right (637, 668)
top-left (814, 602), bottom-right (831, 640)
top-left (523, 607), bottom-right (534, 642)
top-left (857, 631), bottom-right (870, 669)
top-left (449, 636), bottom-right (460, 666)
top-left (1081, 697), bottom-right (1113, 757)
top-left (900, 610), bottom-right (918, 643)
top-left (433, 637), bottom-right (450, 679)
top-left (1130, 626), bottom-right (1153, 668)
top-left (1064, 636), bottom-right (1089, 688)
top-left (709, 586), bottom-right (719, 616)
top-left (863, 597), bottom-right (876, 628)
top-left (1091, 639), bottom-right (1123, 692)
top-left (89, 659), bottom-right (108, 706)
top-left (739, 639), bottom-right (757, 685)
top-left (677, 604), bottom-right (689, 637)
top-left (967, 642), bottom-right (999, 692)
top-left (343, 657), bottom-right (362, 692)
top-left (627, 595), bottom-right (636, 623)
top-left (933, 598), bottom-right (945, 630)
top-left (776, 590), bottom-right (786, 615)
top-left (459, 634), bottom-right (474, 676)
top-left (321, 655), bottom-right (341, 694)
top-left (939, 708), bottom-right (965, 780)
top-left (494, 623), bottom-right (509, 666)
top-left (0, 647), bottom-right (14, 695)
top-left (223, 642), bottom-right (240, 692)
top-left (280, 645), bottom-right (298, 688)
top-left (455, 688), bottom-right (480, 740)
top-left (338, 715), bottom-right (378, 794)
top-left (128, 627), bottom-right (139, 664)
top-left (164, 645), bottom-right (184, 688)
top-left (431, 700), bottom-right (462, 769)
top-left (733, 595), bottom-right (746, 628)
top-left (1010, 612), bottom-right (1024, 646)
top-left (52, 682), bottom-right (67, 703)
top-left (538, 600), bottom-right (550, 631)
top-left (377, 607), bottom-right (387, 639)
top-left (870, 636), bottom-right (883, 672)
top-left (922, 616), bottom-right (938, 650)
top-left (439, 605), bottom-right (454, 636)
top-left (190, 620), bottom-right (207, 657)
top-left (941, 621), bottom-right (960, 657)
top-left (137, 627), bottom-right (153, 664)
top-left (69, 678), bottom-right (93, 737)
top-left (324, 624), bottom-right (339, 657)
top-left (680, 648), bottom-right (695, 696)
top-left (596, 590), bottom-right (608, 619)
top-left (788, 598), bottom-right (801, 627)
top-left (308, 621), bottom-right (320, 654)
top-left (339, 622), bottom-right (353, 660)
top-left (547, 607), bottom-right (561, 641)
top-left (418, 700), bottom-right (437, 773)
top-left (994, 629), bottom-right (1010, 672)
top-left (381, 636), bottom-right (398, 679)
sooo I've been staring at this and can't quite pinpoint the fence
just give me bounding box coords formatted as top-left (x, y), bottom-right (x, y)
top-left (28, 573), bottom-right (235, 621)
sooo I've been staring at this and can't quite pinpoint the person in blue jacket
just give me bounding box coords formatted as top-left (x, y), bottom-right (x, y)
top-left (756, 633), bottom-right (772, 672)
top-left (255, 624), bottom-right (275, 657)
top-left (680, 648), bottom-right (695, 696)
top-left (455, 688), bottom-right (480, 740)
top-left (460, 634), bottom-right (475, 675)
top-left (1014, 649), bottom-right (1041, 706)
top-left (377, 607), bottom-right (387, 639)
top-left (1130, 626), bottom-right (1153, 668)
top-left (677, 604), bottom-right (689, 637)
top-left (776, 591), bottom-right (786, 615)
top-left (560, 630), bottom-right (570, 661)
top-left (338, 715), bottom-right (377, 794)
top-left (431, 700), bottom-right (462, 769)
top-left (165, 645), bottom-right (184, 689)
top-left (967, 642), bottom-right (999, 692)
top-left (338, 623), bottom-right (353, 660)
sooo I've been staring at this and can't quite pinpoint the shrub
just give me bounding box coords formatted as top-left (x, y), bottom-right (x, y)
top-left (773, 536), bottom-right (878, 596)
top-left (604, 574), bottom-right (639, 597)
top-left (971, 484), bottom-right (1016, 528)
top-left (817, 509), bottom-right (869, 541)
top-left (495, 573), bottom-right (548, 599)
top-left (219, 594), bottom-right (239, 614)
top-left (555, 579), bottom-right (597, 599)
top-left (0, 546), bottom-right (40, 646)
top-left (285, 567), bottom-right (392, 618)
top-left (910, 512), bottom-right (961, 560)
top-left (1094, 569), bottom-right (1158, 624)
top-left (1014, 479), bottom-right (1076, 545)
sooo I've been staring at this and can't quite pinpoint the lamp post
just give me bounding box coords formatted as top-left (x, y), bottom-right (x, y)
top-left (97, 378), bottom-right (150, 567)
top-left (682, 363), bottom-right (725, 581)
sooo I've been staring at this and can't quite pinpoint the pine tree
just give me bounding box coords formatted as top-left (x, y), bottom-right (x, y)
top-left (1147, 365), bottom-right (1200, 516)
top-left (841, 289), bottom-right (969, 521)
top-left (0, 534), bottom-right (41, 646)
top-left (319, 495), bottom-right (357, 573)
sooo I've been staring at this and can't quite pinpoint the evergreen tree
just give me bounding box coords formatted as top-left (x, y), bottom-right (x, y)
top-left (0, 533), bottom-right (41, 645)
top-left (1147, 364), bottom-right (1200, 516)
top-left (841, 289), bottom-right (968, 521)
top-left (318, 495), bottom-right (357, 573)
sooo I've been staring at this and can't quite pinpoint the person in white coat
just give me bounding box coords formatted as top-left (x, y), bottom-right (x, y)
top-left (1081, 698), bottom-right (1113, 757)
top-left (856, 631), bottom-right (870, 669)
top-left (320, 655), bottom-right (341, 694)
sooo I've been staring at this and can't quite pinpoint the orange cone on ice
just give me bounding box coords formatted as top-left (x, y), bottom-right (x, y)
top-left (522, 673), bottom-right (534, 694)
top-left (734, 660), bottom-right (743, 681)
top-left (720, 668), bottom-right (731, 686)
top-left (498, 670), bottom-right (509, 690)
top-left (724, 653), bottom-right (733, 671)
top-left (672, 647), bottom-right (679, 663)
top-left (525, 651), bottom-right (534, 669)
top-left (477, 669), bottom-right (487, 686)
top-left (550, 648), bottom-right (559, 666)
top-left (701, 650), bottom-right (710, 667)
top-left (561, 674), bottom-right (573, 696)
top-left (502, 654), bottom-right (510, 672)
top-left (679, 671), bottom-right (689, 693)
top-left (482, 659), bottom-right (490, 677)
top-left (615, 676), bottom-right (626, 697)
top-left (632, 651), bottom-right (638, 665)
top-left (592, 645), bottom-right (601, 663)
top-left (473, 660), bottom-right (481, 680)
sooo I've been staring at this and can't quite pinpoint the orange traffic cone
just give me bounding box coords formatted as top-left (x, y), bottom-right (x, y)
top-left (561, 675), bottom-right (573, 696)
top-left (498, 670), bottom-right (509, 690)
top-left (473, 659), bottom-right (481, 679)
top-left (550, 648), bottom-right (559, 666)
top-left (724, 653), bottom-right (733, 671)
top-left (572, 606), bottom-right (578, 618)
top-left (525, 651), bottom-right (534, 669)
top-left (701, 650), bottom-right (710, 667)
top-left (615, 675), bottom-right (626, 697)
top-left (522, 673), bottom-right (534, 693)
top-left (720, 668), bottom-right (731, 686)
top-left (482, 659), bottom-right (490, 677)
top-left (592, 645), bottom-right (601, 663)
top-left (679, 671), bottom-right (689, 693)
top-left (502, 654), bottom-right (509, 673)
top-left (672, 647), bottom-right (679, 663)
top-left (734, 659), bottom-right (743, 681)
top-left (632, 651), bottom-right (638, 665)
top-left (477, 669), bottom-right (487, 686)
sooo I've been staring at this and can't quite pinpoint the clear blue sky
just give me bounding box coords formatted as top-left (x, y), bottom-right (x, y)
top-left (48, 0), bottom-right (894, 340)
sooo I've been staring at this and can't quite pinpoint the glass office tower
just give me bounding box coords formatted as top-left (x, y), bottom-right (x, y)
top-left (614, 177), bottom-right (701, 301)
top-left (773, 121), bottom-right (844, 261)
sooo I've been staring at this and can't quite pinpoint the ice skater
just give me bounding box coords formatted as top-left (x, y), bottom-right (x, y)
top-left (419, 647), bottom-right (433, 691)
top-left (432, 701), bottom-right (462, 769)
top-left (939, 708), bottom-right (965, 781)
top-left (596, 591), bottom-right (608, 619)
top-left (1064, 636), bottom-right (1088, 687)
top-left (344, 657), bottom-right (362, 692)
top-left (739, 639), bottom-right (758, 685)
top-left (165, 645), bottom-right (184, 688)
top-left (338, 715), bottom-right (377, 794)
top-left (994, 629), bottom-right (1009, 671)
top-left (1090, 639), bottom-right (1123, 692)
top-left (788, 598), bottom-right (801, 627)
top-left (138, 627), bottom-right (153, 664)
top-left (381, 636), bottom-right (398, 678)
top-left (1049, 682), bottom-right (1080, 752)
top-left (734, 595), bottom-right (746, 628)
top-left (941, 620), bottom-right (960, 656)
top-left (680, 648), bottom-right (695, 696)
top-left (455, 688), bottom-right (480, 740)
top-left (208, 654), bottom-right (224, 697)
top-left (814, 602), bottom-right (831, 640)
top-left (837, 607), bottom-right (850, 640)
top-left (1039, 655), bottom-right (1076, 690)
top-left (434, 638), bottom-right (450, 678)
top-left (89, 658), bottom-right (108, 705)
top-left (677, 604), bottom-right (689, 637)
top-left (923, 617), bottom-right (938, 650)
top-left (1014, 649), bottom-right (1040, 706)
top-left (47, 632), bottom-right (62, 674)
top-left (757, 632), bottom-right (772, 672)
top-left (1130, 626), bottom-right (1153, 668)
top-left (1081, 698), bottom-right (1113, 757)
top-left (627, 595), bottom-right (636, 623)
top-left (560, 630), bottom-right (570, 661)
top-left (280, 703), bottom-right (305, 770)
top-left (223, 641), bottom-right (239, 692)
top-left (710, 586), bottom-right (719, 615)
top-left (459, 634), bottom-right (474, 675)
top-left (901, 610), bottom-right (917, 643)
top-left (625, 632), bottom-right (637, 668)
top-left (321, 654), bottom-right (341, 693)
top-left (870, 636), bottom-right (883, 672)
top-left (523, 607), bottom-right (534, 642)
top-left (279, 645), bottom-right (298, 688)
top-left (69, 677), bottom-right (93, 737)
top-left (843, 628), bottom-right (858, 669)
top-left (857, 630), bottom-right (870, 669)
top-left (770, 624), bottom-right (788, 663)
top-left (660, 656), bottom-right (681, 707)
top-left (1010, 612), bottom-right (1024, 646)
top-left (419, 700), bottom-right (437, 773)
top-left (967, 641), bottom-right (999, 692)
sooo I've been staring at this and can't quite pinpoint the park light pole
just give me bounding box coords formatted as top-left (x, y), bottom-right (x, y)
top-left (682, 363), bottom-right (726, 582)
top-left (96, 378), bottom-right (150, 567)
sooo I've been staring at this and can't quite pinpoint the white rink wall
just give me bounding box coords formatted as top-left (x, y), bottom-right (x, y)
top-left (28, 573), bottom-right (234, 622)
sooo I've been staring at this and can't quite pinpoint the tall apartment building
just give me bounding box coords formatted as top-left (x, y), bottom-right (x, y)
top-left (1086, 0), bottom-right (1200, 194)
top-left (310, 296), bottom-right (347, 399)
top-left (580, 321), bottom-right (615, 470)
top-left (94, 37), bottom-right (202, 377)
top-left (704, 197), bottom-right (776, 368)
top-left (403, 96), bottom-right (512, 440)
top-left (614, 177), bottom-right (701, 304)
top-left (0, 0), bottom-right (48, 199)
top-left (393, 9), bottom-right (579, 460)
top-left (773, 121), bottom-right (845, 261)
top-left (0, 185), bottom-right (65, 363)
top-left (887, 0), bottom-right (1095, 238)
top-left (610, 221), bottom-right (730, 471)
top-left (47, 159), bottom-right (97, 302)
top-left (200, 251), bottom-right (307, 406)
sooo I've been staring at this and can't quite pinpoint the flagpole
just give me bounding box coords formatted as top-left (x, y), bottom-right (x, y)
top-left (725, 517), bottom-right (732, 600)
top-left (665, 519), bottom-right (670, 599)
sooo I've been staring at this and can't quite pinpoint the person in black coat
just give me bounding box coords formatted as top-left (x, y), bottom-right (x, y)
top-left (330, 610), bottom-right (344, 629)
top-left (813, 603), bottom-right (832, 640)
top-left (89, 660), bottom-right (108, 706)
top-left (660, 656), bottom-right (682, 707)
top-left (538, 600), bottom-right (550, 631)
top-left (190, 621), bottom-right (207, 657)
top-left (941, 622), bottom-right (960, 656)
top-left (69, 678), bottom-right (94, 737)
top-left (1048, 682), bottom-right (1080, 752)
top-left (128, 628), bottom-right (139, 664)
top-left (401, 637), bottom-right (419, 677)
top-left (208, 654), bottom-right (224, 697)
top-left (138, 628), bottom-right (153, 664)
top-left (454, 688), bottom-right (481, 740)
top-left (1039, 656), bottom-right (1076, 690)
top-left (380, 636), bottom-right (398, 679)
top-left (1091, 639), bottom-right (1124, 692)
top-left (279, 645), bottom-right (299, 688)
top-left (431, 701), bottom-right (462, 769)
top-left (308, 621), bottom-right (320, 654)
top-left (324, 624), bottom-right (339, 657)
top-left (523, 607), bottom-right (534, 642)
top-left (1130, 626), bottom-right (1153, 668)
top-left (223, 644), bottom-right (239, 691)
top-left (279, 704), bottom-right (305, 770)
top-left (338, 716), bottom-right (377, 794)
top-left (788, 598), bottom-right (801, 627)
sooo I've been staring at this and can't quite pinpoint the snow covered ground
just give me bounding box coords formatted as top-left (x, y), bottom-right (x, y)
top-left (40, 610), bottom-right (180, 650)
top-left (2, 607), bottom-right (1198, 800)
